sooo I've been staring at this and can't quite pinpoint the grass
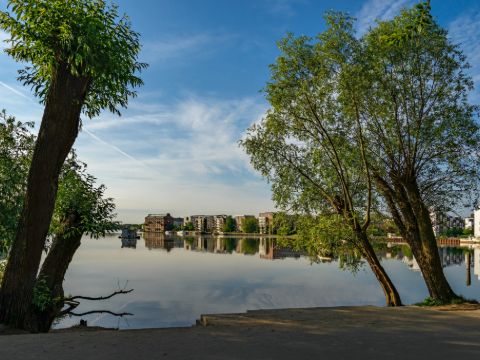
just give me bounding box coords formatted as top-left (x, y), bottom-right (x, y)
top-left (415, 296), bottom-right (478, 307)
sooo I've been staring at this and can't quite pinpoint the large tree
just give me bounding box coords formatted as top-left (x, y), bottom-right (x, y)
top-left (357, 2), bottom-right (480, 302)
top-left (0, 0), bottom-right (146, 329)
top-left (241, 13), bottom-right (402, 306)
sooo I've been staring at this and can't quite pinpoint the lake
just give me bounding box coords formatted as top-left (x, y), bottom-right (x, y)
top-left (56, 233), bottom-right (480, 330)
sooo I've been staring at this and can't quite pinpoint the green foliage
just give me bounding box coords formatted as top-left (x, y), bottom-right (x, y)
top-left (183, 222), bottom-right (195, 231)
top-left (242, 217), bottom-right (259, 234)
top-left (223, 216), bottom-right (236, 233)
top-left (273, 212), bottom-right (298, 236)
top-left (362, 2), bottom-right (480, 211)
top-left (32, 277), bottom-right (55, 311)
top-left (0, 260), bottom-right (6, 283)
top-left (0, 111), bottom-right (34, 253)
top-left (463, 228), bottom-right (474, 237)
top-left (1, 0), bottom-right (147, 118)
top-left (416, 295), bottom-right (477, 307)
top-left (443, 228), bottom-right (465, 238)
top-left (50, 154), bottom-right (119, 240)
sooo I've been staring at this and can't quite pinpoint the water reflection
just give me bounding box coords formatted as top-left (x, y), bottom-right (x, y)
top-left (142, 233), bottom-right (307, 259)
top-left (56, 234), bottom-right (480, 330)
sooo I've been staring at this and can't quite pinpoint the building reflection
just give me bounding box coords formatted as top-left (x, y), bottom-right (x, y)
top-left (139, 234), bottom-right (305, 260)
top-left (140, 233), bottom-right (480, 280)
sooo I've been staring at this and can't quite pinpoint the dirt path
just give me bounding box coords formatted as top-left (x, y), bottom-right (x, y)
top-left (1, 306), bottom-right (480, 359)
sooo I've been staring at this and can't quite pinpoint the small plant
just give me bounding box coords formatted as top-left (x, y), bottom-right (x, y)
top-left (415, 296), bottom-right (478, 307)
top-left (0, 260), bottom-right (6, 284)
top-left (32, 278), bottom-right (54, 311)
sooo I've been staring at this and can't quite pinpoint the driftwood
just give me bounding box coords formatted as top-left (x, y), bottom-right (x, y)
top-left (59, 289), bottom-right (134, 318)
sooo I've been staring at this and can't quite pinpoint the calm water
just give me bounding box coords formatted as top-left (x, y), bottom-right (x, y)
top-left (56, 233), bottom-right (480, 330)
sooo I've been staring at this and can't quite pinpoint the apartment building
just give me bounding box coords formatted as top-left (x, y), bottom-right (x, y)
top-left (430, 209), bottom-right (464, 237)
top-left (259, 212), bottom-right (275, 234)
top-left (144, 213), bottom-right (174, 233)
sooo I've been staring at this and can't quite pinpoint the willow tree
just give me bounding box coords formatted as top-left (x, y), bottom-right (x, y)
top-left (358, 2), bottom-right (480, 302)
top-left (0, 0), bottom-right (146, 328)
top-left (241, 13), bottom-right (402, 306)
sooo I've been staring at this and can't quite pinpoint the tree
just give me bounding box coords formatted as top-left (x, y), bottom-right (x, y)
top-left (357, 2), bottom-right (479, 302)
top-left (241, 13), bottom-right (402, 306)
top-left (242, 217), bottom-right (259, 234)
top-left (0, 0), bottom-right (146, 329)
top-left (273, 212), bottom-right (298, 236)
top-left (0, 111), bottom-right (34, 254)
top-left (223, 216), bottom-right (236, 233)
top-left (183, 222), bottom-right (195, 231)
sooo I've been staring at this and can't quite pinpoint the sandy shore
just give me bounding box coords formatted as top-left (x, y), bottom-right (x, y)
top-left (1, 306), bottom-right (480, 359)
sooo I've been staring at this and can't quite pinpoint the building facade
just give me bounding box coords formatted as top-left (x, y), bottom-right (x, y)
top-left (259, 212), bottom-right (275, 234)
top-left (430, 209), bottom-right (465, 237)
top-left (144, 214), bottom-right (174, 233)
top-left (214, 215), bottom-right (227, 233)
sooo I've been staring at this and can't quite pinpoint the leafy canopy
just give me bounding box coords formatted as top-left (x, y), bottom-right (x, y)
top-left (0, 0), bottom-right (147, 117)
top-left (0, 111), bottom-right (34, 253)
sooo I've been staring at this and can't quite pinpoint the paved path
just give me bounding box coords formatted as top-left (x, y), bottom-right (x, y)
top-left (2, 306), bottom-right (480, 359)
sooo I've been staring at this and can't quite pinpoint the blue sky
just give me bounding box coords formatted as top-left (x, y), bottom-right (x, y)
top-left (0, 0), bottom-right (479, 223)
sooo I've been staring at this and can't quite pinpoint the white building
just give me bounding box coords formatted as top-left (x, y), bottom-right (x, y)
top-left (474, 209), bottom-right (480, 238)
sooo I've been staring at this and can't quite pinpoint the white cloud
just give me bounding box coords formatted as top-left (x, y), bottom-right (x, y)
top-left (355, 0), bottom-right (414, 35)
top-left (141, 32), bottom-right (233, 64)
top-left (77, 96), bottom-right (273, 222)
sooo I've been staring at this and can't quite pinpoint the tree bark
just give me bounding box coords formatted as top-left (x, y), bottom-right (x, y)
top-left (0, 62), bottom-right (90, 330)
top-left (356, 229), bottom-right (402, 306)
top-left (29, 214), bottom-right (83, 333)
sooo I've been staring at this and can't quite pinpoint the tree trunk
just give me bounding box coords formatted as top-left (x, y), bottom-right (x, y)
top-left (0, 62), bottom-right (89, 330)
top-left (375, 175), bottom-right (458, 303)
top-left (356, 229), bottom-right (402, 306)
top-left (403, 181), bottom-right (457, 302)
top-left (30, 214), bottom-right (83, 333)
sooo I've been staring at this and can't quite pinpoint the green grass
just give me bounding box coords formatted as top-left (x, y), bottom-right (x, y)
top-left (415, 296), bottom-right (478, 307)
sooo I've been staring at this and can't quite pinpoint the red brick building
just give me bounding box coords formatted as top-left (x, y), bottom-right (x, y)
top-left (144, 213), bottom-right (174, 233)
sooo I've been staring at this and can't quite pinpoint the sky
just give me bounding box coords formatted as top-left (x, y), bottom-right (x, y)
top-left (0, 0), bottom-right (479, 223)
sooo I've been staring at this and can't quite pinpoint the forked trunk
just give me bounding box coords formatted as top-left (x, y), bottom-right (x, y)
top-left (0, 62), bottom-right (89, 330)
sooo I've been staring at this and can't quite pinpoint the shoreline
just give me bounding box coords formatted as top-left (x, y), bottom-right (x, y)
top-left (2, 306), bottom-right (480, 358)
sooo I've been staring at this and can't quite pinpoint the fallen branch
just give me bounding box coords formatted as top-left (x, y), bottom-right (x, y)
top-left (68, 310), bottom-right (133, 317)
top-left (57, 288), bottom-right (134, 318)
top-left (67, 289), bottom-right (133, 302)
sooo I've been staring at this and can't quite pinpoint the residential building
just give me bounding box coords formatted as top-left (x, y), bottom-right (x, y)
top-left (259, 212), bottom-right (275, 234)
top-left (430, 209), bottom-right (464, 237)
top-left (465, 216), bottom-right (474, 231)
top-left (144, 214), bottom-right (174, 233)
top-left (193, 215), bottom-right (215, 233)
top-left (474, 209), bottom-right (480, 238)
top-left (173, 217), bottom-right (184, 228)
top-left (234, 215), bottom-right (256, 233)
top-left (214, 215), bottom-right (227, 233)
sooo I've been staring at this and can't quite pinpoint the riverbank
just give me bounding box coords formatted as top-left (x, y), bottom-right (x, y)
top-left (2, 306), bottom-right (480, 359)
